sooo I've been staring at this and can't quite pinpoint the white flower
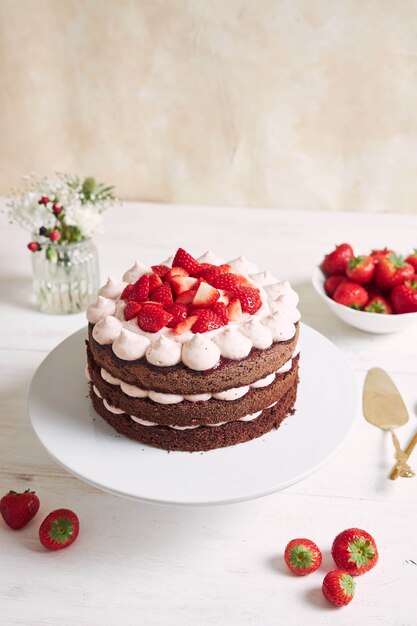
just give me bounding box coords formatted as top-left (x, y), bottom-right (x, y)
top-left (69, 207), bottom-right (104, 237)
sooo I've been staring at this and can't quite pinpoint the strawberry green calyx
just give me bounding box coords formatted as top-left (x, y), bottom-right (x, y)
top-left (406, 280), bottom-right (417, 291)
top-left (348, 537), bottom-right (376, 568)
top-left (48, 516), bottom-right (76, 544)
top-left (348, 256), bottom-right (366, 270)
top-left (389, 253), bottom-right (407, 268)
top-left (340, 572), bottom-right (355, 597)
top-left (366, 301), bottom-right (386, 314)
top-left (288, 544), bottom-right (315, 571)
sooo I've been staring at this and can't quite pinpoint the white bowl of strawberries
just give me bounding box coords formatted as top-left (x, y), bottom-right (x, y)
top-left (312, 244), bottom-right (417, 334)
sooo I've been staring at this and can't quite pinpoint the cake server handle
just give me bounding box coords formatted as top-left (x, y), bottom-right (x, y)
top-left (389, 430), bottom-right (415, 479)
top-left (390, 428), bottom-right (417, 480)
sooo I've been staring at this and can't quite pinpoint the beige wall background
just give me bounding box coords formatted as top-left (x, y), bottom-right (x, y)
top-left (1, 0), bottom-right (417, 212)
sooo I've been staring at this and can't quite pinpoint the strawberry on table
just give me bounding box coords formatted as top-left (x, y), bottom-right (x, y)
top-left (332, 281), bottom-right (369, 309)
top-left (0, 489), bottom-right (40, 530)
top-left (39, 508), bottom-right (79, 551)
top-left (405, 249), bottom-right (417, 272)
top-left (346, 255), bottom-right (375, 284)
top-left (324, 275), bottom-right (346, 297)
top-left (284, 538), bottom-right (322, 575)
top-left (322, 243), bottom-right (354, 275)
top-left (375, 254), bottom-right (414, 289)
top-left (391, 280), bottom-right (417, 313)
top-left (331, 528), bottom-right (378, 576)
top-left (322, 569), bottom-right (355, 607)
top-left (364, 295), bottom-right (393, 314)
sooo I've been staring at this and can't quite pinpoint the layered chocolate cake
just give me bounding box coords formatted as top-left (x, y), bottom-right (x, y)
top-left (86, 248), bottom-right (300, 452)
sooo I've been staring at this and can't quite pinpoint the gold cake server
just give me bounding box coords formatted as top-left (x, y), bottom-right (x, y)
top-left (363, 367), bottom-right (414, 479)
top-left (390, 429), bottom-right (417, 480)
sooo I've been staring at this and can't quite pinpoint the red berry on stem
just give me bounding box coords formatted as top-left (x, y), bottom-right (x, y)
top-left (27, 241), bottom-right (40, 252)
top-left (50, 230), bottom-right (61, 242)
top-left (39, 196), bottom-right (50, 205)
top-left (52, 203), bottom-right (63, 215)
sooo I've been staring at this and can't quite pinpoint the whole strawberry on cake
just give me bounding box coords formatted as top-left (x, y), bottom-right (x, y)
top-left (86, 248), bottom-right (301, 452)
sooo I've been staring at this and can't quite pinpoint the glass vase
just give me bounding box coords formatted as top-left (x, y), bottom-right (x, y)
top-left (31, 239), bottom-right (100, 314)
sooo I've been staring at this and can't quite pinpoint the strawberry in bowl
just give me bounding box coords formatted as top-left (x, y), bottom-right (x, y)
top-left (312, 244), bottom-right (417, 334)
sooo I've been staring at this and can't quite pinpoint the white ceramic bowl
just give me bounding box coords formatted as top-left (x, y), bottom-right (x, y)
top-left (311, 266), bottom-right (417, 334)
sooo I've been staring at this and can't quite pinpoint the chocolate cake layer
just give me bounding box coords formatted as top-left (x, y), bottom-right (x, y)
top-left (91, 384), bottom-right (297, 452)
top-left (87, 323), bottom-right (299, 394)
top-left (88, 345), bottom-right (299, 426)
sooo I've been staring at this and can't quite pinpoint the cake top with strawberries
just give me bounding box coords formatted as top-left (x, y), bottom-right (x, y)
top-left (87, 248), bottom-right (300, 371)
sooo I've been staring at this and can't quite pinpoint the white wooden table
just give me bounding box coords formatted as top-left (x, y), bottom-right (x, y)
top-left (1, 201), bottom-right (416, 626)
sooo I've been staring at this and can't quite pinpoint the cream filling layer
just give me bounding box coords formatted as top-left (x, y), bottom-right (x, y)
top-left (95, 345), bottom-right (298, 405)
top-left (93, 384), bottom-right (277, 430)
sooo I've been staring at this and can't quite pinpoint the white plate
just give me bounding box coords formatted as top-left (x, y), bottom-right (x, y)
top-left (28, 324), bottom-right (358, 506)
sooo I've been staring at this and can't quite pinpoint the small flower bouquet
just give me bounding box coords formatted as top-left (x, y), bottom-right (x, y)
top-left (7, 173), bottom-right (117, 314)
